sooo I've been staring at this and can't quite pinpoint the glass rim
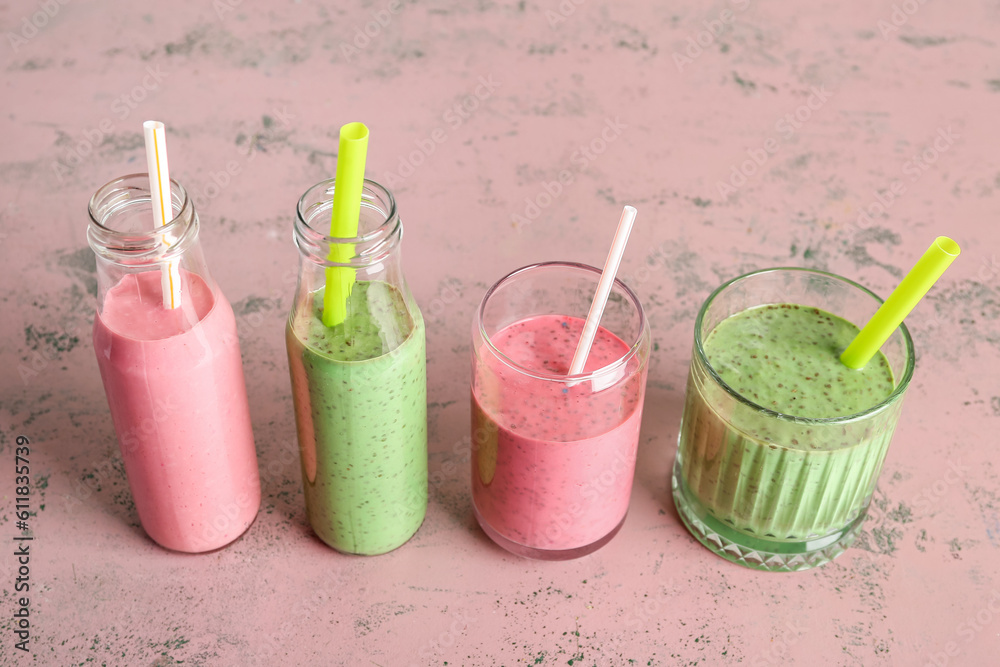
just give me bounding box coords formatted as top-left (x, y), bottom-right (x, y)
top-left (477, 261), bottom-right (649, 383)
top-left (295, 177), bottom-right (398, 242)
top-left (87, 173), bottom-right (196, 263)
top-left (294, 178), bottom-right (401, 269)
top-left (88, 173), bottom-right (192, 238)
top-left (694, 267), bottom-right (916, 424)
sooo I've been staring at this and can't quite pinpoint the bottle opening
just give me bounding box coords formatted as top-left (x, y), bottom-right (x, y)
top-left (88, 173), bottom-right (195, 263)
top-left (293, 178), bottom-right (401, 268)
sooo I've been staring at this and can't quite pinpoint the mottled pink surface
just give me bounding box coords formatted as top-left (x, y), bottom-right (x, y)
top-left (2, 1), bottom-right (999, 665)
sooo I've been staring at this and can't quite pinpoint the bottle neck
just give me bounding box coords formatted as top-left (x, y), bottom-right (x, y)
top-left (289, 178), bottom-right (420, 340)
top-left (88, 174), bottom-right (215, 310)
top-left (88, 174), bottom-right (199, 265)
top-left (293, 178), bottom-right (403, 274)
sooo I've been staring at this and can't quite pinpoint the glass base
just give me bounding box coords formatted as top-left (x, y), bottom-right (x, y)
top-left (671, 463), bottom-right (862, 572)
top-left (472, 504), bottom-right (627, 561)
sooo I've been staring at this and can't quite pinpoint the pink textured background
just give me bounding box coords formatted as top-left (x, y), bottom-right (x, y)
top-left (2, 0), bottom-right (999, 665)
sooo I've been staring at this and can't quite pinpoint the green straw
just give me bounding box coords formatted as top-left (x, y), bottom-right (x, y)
top-left (840, 236), bottom-right (961, 369)
top-left (322, 122), bottom-right (370, 328)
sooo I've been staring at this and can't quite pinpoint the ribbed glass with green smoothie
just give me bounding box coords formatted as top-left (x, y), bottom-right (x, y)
top-left (287, 178), bottom-right (427, 556)
top-left (673, 269), bottom-right (914, 571)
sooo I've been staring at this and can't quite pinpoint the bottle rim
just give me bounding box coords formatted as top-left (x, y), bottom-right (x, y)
top-left (88, 173), bottom-right (196, 264)
top-left (293, 178), bottom-right (401, 268)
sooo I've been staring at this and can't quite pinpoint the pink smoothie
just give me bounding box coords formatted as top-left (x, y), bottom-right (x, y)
top-left (93, 270), bottom-right (260, 552)
top-left (471, 315), bottom-right (646, 552)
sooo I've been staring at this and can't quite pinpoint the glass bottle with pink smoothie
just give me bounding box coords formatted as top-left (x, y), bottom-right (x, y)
top-left (88, 174), bottom-right (261, 553)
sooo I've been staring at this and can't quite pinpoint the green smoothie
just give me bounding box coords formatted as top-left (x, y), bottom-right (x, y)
top-left (707, 304), bottom-right (894, 419)
top-left (676, 304), bottom-right (898, 546)
top-left (286, 280), bottom-right (427, 555)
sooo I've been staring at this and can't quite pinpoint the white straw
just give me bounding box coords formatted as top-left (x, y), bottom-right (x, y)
top-left (568, 205), bottom-right (638, 376)
top-left (143, 120), bottom-right (182, 310)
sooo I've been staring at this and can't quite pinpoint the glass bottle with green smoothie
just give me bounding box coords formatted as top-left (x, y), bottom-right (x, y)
top-left (287, 178), bottom-right (427, 555)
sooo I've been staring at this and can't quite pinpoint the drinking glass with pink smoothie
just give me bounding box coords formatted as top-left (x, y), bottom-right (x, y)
top-left (88, 174), bottom-right (260, 553)
top-left (471, 262), bottom-right (650, 560)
